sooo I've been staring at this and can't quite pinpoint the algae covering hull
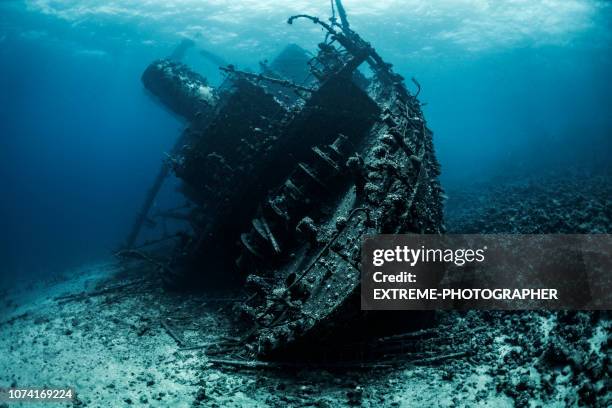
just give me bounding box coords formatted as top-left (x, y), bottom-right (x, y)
top-left (240, 72), bottom-right (444, 357)
top-left (138, 7), bottom-right (443, 356)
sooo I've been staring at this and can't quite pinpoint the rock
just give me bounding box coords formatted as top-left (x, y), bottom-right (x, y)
top-left (194, 388), bottom-right (207, 401)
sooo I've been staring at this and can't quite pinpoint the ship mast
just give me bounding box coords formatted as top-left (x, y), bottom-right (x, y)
top-left (334, 0), bottom-right (351, 31)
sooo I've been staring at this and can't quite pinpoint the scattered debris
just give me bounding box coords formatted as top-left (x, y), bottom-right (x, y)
top-left (160, 318), bottom-right (185, 347)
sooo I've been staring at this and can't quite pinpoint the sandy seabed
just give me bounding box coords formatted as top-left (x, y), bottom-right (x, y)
top-left (0, 259), bottom-right (608, 407)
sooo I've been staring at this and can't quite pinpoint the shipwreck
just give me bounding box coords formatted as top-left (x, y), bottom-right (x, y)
top-left (124, 0), bottom-right (444, 359)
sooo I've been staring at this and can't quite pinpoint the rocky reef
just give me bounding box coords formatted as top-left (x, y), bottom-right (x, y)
top-left (446, 170), bottom-right (611, 234)
top-left (442, 169), bottom-right (611, 407)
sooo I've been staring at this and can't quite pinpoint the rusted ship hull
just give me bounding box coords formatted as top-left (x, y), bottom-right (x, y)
top-left (134, 1), bottom-right (444, 356)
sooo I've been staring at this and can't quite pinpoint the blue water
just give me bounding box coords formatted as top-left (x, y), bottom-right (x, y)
top-left (1, 0), bottom-right (611, 284)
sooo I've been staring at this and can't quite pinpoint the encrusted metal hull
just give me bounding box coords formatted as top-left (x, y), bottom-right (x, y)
top-left (241, 72), bottom-right (444, 356)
